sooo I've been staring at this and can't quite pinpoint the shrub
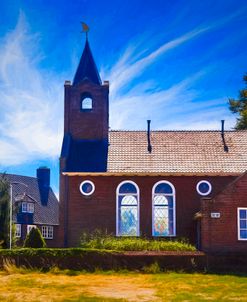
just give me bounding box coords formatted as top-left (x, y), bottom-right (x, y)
top-left (80, 230), bottom-right (196, 251)
top-left (143, 262), bottom-right (162, 274)
top-left (23, 228), bottom-right (46, 248)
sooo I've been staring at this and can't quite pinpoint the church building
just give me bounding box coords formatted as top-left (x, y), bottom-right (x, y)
top-left (59, 36), bottom-right (247, 253)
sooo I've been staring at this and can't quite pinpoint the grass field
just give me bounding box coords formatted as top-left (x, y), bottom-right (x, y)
top-left (0, 267), bottom-right (247, 301)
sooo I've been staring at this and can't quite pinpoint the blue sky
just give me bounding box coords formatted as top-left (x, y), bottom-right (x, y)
top-left (0, 0), bottom-right (246, 195)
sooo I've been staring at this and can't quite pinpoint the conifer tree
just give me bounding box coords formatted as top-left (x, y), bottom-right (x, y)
top-left (229, 74), bottom-right (247, 129)
top-left (23, 227), bottom-right (46, 248)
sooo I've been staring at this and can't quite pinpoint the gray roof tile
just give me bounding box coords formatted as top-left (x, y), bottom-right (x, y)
top-left (2, 174), bottom-right (59, 225)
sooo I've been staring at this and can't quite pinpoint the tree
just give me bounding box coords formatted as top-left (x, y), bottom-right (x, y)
top-left (23, 227), bottom-right (46, 248)
top-left (229, 74), bottom-right (247, 129)
top-left (0, 174), bottom-right (10, 248)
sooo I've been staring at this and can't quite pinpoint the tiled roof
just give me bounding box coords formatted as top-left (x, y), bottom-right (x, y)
top-left (2, 174), bottom-right (59, 225)
top-left (107, 130), bottom-right (247, 174)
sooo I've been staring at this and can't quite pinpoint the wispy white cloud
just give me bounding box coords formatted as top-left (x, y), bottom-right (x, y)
top-left (106, 26), bottom-right (212, 100)
top-left (104, 10), bottom-right (243, 130)
top-left (0, 13), bottom-right (63, 166)
top-left (0, 8), bottom-right (241, 167)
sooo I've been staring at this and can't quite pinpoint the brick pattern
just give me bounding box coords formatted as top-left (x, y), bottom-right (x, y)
top-left (59, 175), bottom-right (235, 247)
top-left (64, 80), bottom-right (109, 140)
top-left (200, 172), bottom-right (247, 253)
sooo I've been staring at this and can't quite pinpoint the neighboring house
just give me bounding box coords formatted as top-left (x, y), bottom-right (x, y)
top-left (3, 167), bottom-right (59, 247)
top-left (59, 36), bottom-right (247, 253)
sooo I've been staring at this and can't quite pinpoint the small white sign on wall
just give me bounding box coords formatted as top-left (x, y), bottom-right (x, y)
top-left (211, 212), bottom-right (221, 218)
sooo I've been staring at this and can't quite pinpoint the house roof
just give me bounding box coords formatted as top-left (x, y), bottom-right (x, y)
top-left (2, 174), bottom-right (59, 225)
top-left (73, 39), bottom-right (102, 86)
top-left (106, 130), bottom-right (247, 174)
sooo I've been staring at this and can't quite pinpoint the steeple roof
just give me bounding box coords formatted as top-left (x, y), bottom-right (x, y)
top-left (73, 39), bottom-right (102, 86)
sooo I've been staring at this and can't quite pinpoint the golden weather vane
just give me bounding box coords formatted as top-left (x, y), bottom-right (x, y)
top-left (81, 22), bottom-right (89, 39)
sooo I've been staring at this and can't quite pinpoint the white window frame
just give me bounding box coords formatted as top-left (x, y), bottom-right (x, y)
top-left (116, 180), bottom-right (140, 237)
top-left (152, 180), bottom-right (176, 237)
top-left (27, 224), bottom-right (37, 234)
top-left (27, 203), bottom-right (34, 213)
top-left (79, 180), bottom-right (95, 196)
top-left (15, 224), bottom-right (21, 238)
top-left (41, 226), bottom-right (54, 239)
top-left (22, 202), bottom-right (27, 213)
top-left (196, 180), bottom-right (212, 196)
top-left (238, 208), bottom-right (247, 241)
top-left (22, 202), bottom-right (34, 213)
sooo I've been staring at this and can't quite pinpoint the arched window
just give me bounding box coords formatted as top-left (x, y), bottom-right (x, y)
top-left (81, 97), bottom-right (92, 110)
top-left (116, 181), bottom-right (139, 236)
top-left (152, 181), bottom-right (175, 237)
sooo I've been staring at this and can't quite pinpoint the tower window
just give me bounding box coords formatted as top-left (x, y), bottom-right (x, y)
top-left (81, 97), bottom-right (93, 110)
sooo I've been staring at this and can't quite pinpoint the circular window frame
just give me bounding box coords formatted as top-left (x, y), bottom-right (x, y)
top-left (196, 180), bottom-right (212, 196)
top-left (79, 180), bottom-right (95, 196)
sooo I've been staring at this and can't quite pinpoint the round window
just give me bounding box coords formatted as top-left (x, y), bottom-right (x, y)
top-left (196, 180), bottom-right (212, 196)
top-left (79, 180), bottom-right (95, 196)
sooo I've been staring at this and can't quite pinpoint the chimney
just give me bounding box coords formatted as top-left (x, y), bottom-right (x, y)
top-left (221, 120), bottom-right (229, 152)
top-left (37, 167), bottom-right (50, 205)
top-left (147, 120), bottom-right (152, 153)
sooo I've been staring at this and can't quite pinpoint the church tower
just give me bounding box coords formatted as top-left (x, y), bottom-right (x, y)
top-left (61, 37), bottom-right (109, 172)
top-left (59, 34), bottom-right (109, 247)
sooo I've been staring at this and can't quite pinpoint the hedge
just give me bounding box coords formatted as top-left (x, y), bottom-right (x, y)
top-left (0, 248), bottom-right (205, 272)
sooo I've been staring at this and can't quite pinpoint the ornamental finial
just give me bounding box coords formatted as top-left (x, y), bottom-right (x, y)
top-left (81, 22), bottom-right (89, 40)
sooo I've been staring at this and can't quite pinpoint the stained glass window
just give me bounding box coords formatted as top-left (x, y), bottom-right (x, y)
top-left (238, 208), bottom-right (247, 240)
top-left (152, 181), bottom-right (175, 237)
top-left (117, 181), bottom-right (139, 236)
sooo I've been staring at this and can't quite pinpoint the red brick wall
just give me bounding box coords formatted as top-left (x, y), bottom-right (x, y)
top-left (59, 175), bottom-right (236, 247)
top-left (200, 173), bottom-right (247, 253)
top-left (64, 81), bottom-right (109, 140)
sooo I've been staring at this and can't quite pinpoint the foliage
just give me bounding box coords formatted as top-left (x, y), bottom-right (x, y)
top-left (143, 262), bottom-right (162, 273)
top-left (0, 174), bottom-right (10, 248)
top-left (229, 74), bottom-right (247, 129)
top-left (23, 228), bottom-right (47, 248)
top-left (11, 224), bottom-right (17, 249)
top-left (0, 248), bottom-right (114, 258)
top-left (80, 229), bottom-right (196, 251)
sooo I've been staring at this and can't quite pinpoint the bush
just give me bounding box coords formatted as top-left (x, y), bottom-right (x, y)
top-left (0, 247), bottom-right (205, 272)
top-left (23, 228), bottom-right (46, 248)
top-left (143, 262), bottom-right (162, 274)
top-left (80, 230), bottom-right (196, 251)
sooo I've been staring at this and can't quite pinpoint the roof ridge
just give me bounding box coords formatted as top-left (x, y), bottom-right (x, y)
top-left (2, 173), bottom-right (37, 180)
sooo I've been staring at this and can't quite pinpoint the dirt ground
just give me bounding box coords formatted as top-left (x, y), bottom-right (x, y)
top-left (1, 270), bottom-right (247, 301)
top-left (0, 272), bottom-right (159, 301)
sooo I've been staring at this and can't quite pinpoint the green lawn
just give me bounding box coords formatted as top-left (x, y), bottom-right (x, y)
top-left (0, 269), bottom-right (247, 301)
